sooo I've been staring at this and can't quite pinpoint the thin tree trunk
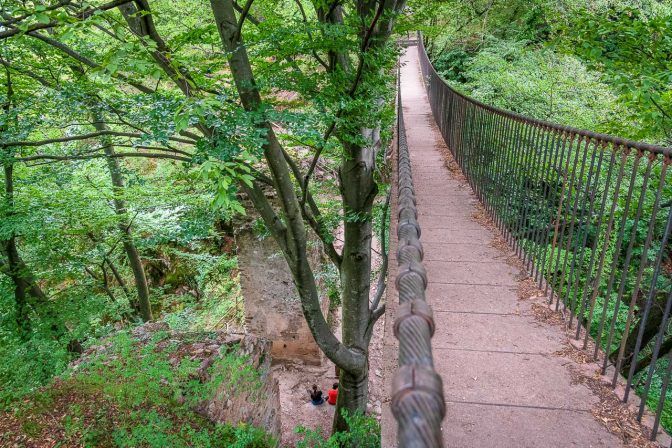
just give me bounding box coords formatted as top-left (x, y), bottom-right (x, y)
top-left (85, 265), bottom-right (117, 303)
top-left (106, 258), bottom-right (132, 299)
top-left (1, 163), bottom-right (56, 338)
top-left (92, 119), bottom-right (153, 322)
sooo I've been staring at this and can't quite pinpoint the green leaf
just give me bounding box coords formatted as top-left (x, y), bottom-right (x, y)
top-left (175, 115), bottom-right (189, 133)
top-left (239, 174), bottom-right (254, 188)
top-left (589, 48), bottom-right (602, 59)
top-left (35, 12), bottom-right (51, 24)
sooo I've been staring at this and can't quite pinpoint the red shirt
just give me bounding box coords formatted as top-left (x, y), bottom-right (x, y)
top-left (328, 388), bottom-right (338, 405)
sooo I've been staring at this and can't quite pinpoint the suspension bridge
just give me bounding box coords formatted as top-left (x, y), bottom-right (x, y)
top-left (382, 40), bottom-right (672, 447)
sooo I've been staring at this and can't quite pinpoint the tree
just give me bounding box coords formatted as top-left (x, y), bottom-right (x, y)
top-left (93, 116), bottom-right (153, 321)
top-left (0, 66), bottom-right (52, 337)
top-left (565, 5), bottom-right (672, 144)
top-left (208, 0), bottom-right (404, 430)
top-left (0, 0), bottom-right (406, 432)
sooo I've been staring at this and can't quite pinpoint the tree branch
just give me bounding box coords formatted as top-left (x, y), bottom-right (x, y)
top-left (281, 147), bottom-right (343, 269)
top-left (293, 0), bottom-right (330, 70)
top-left (0, 0), bottom-right (135, 40)
top-left (26, 30), bottom-right (155, 94)
top-left (105, 258), bottom-right (131, 298)
top-left (369, 188), bottom-right (390, 314)
top-left (300, 1), bottom-right (390, 205)
top-left (372, 304), bottom-right (385, 322)
top-left (301, 120), bottom-right (336, 206)
top-left (118, 1), bottom-right (219, 138)
top-left (242, 181), bottom-right (290, 255)
top-left (0, 56), bottom-right (57, 89)
top-left (0, 1), bottom-right (73, 27)
top-left (235, 0), bottom-right (255, 39)
top-left (19, 152), bottom-right (191, 163)
top-left (233, 0), bottom-right (261, 25)
top-left (4, 130), bottom-right (196, 147)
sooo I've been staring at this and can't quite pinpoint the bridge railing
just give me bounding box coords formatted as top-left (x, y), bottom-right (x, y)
top-left (390, 66), bottom-right (446, 447)
top-left (418, 35), bottom-right (672, 442)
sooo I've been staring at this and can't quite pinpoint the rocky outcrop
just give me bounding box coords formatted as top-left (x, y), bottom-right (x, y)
top-left (73, 322), bottom-right (281, 440)
top-left (199, 333), bottom-right (281, 439)
top-left (235, 193), bottom-right (329, 366)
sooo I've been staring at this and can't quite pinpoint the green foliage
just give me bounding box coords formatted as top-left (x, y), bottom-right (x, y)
top-left (561, 6), bottom-right (672, 143)
top-left (7, 330), bottom-right (274, 448)
top-left (294, 410), bottom-right (380, 448)
top-left (317, 262), bottom-right (341, 313)
top-left (457, 38), bottom-right (625, 133)
top-left (0, 0), bottom-right (405, 439)
top-left (423, 0), bottom-right (672, 145)
top-left (0, 144), bottom-right (242, 405)
top-left (0, 332), bottom-right (70, 408)
top-left (636, 358), bottom-right (672, 432)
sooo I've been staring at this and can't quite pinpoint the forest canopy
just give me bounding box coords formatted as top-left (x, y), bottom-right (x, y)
top-left (419, 0), bottom-right (672, 145)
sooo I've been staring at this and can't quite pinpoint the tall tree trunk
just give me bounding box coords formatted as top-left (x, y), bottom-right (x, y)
top-left (316, 0), bottom-right (405, 430)
top-left (92, 119), bottom-right (153, 322)
top-left (209, 0), bottom-right (358, 364)
top-left (1, 163), bottom-right (56, 338)
top-left (210, 0), bottom-right (406, 432)
top-left (3, 164), bottom-right (35, 335)
top-left (1, 69), bottom-right (53, 337)
top-left (334, 139), bottom-right (378, 430)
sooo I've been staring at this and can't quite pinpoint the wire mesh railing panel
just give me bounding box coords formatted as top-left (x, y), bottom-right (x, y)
top-left (418, 35), bottom-right (672, 443)
top-left (390, 66), bottom-right (445, 448)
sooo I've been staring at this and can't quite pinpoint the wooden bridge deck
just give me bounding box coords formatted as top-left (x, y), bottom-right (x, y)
top-left (382, 45), bottom-right (624, 448)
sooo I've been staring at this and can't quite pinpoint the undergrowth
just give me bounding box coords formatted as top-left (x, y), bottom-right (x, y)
top-left (294, 410), bottom-right (381, 448)
top-left (3, 330), bottom-right (274, 448)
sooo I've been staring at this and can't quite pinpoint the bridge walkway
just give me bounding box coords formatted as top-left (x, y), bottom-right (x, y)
top-left (382, 44), bottom-right (624, 447)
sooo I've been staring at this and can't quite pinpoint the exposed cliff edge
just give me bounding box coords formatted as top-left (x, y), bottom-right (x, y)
top-left (0, 322), bottom-right (280, 447)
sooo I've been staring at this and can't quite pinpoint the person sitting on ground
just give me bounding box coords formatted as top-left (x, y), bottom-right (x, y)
top-left (327, 383), bottom-right (338, 405)
top-left (309, 384), bottom-right (324, 405)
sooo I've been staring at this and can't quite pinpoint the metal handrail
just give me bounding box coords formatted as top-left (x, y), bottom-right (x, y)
top-left (390, 66), bottom-right (446, 447)
top-left (418, 33), bottom-right (672, 443)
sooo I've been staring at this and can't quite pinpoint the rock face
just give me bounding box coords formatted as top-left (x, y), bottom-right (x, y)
top-left (200, 333), bottom-right (281, 439)
top-left (235, 196), bottom-right (329, 366)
